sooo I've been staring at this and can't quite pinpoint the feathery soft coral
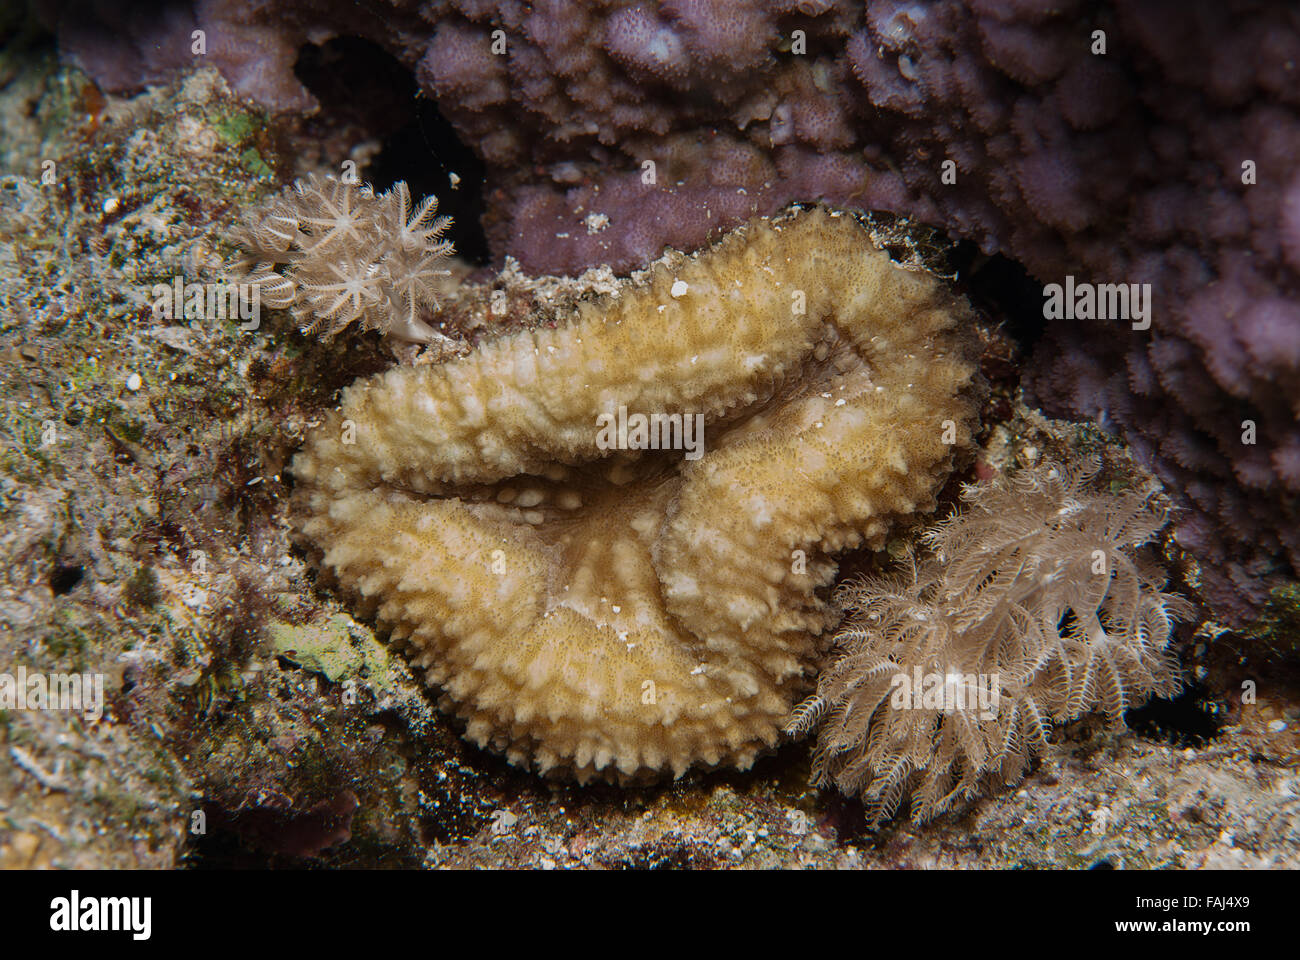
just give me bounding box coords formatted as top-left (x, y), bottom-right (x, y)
top-left (232, 174), bottom-right (454, 342)
top-left (789, 459), bottom-right (1191, 825)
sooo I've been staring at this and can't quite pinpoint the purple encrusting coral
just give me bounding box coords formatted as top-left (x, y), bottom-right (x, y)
top-left (45, 0), bottom-right (1300, 624)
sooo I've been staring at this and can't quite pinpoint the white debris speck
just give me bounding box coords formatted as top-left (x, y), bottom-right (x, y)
top-left (102, 197), bottom-right (120, 215)
top-left (489, 810), bottom-right (518, 835)
top-left (126, 372), bottom-right (142, 391)
top-left (670, 279), bottom-right (688, 298)
top-left (1268, 719), bottom-right (1288, 733)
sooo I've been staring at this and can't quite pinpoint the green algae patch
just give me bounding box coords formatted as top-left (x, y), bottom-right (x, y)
top-left (205, 104), bottom-right (275, 178)
top-left (209, 108), bottom-right (257, 145)
top-left (268, 614), bottom-right (404, 695)
top-left (239, 146), bottom-right (274, 179)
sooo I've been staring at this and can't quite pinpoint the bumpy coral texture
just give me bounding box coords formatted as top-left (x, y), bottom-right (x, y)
top-left (793, 460), bottom-right (1190, 825)
top-left (293, 208), bottom-right (980, 780)
top-left (45, 0), bottom-right (431, 112)
top-left (232, 175), bottom-right (454, 342)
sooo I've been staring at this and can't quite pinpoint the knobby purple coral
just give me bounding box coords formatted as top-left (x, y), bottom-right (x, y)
top-left (51, 5), bottom-right (1300, 623)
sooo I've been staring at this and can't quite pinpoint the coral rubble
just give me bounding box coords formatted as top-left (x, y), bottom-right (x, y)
top-left (293, 207), bottom-right (981, 781)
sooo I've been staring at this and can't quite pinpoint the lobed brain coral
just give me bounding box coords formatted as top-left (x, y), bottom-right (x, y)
top-left (793, 459), bottom-right (1191, 825)
top-left (293, 207), bottom-right (982, 781)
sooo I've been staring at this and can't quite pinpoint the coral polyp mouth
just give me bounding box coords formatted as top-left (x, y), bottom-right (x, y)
top-left (293, 206), bottom-right (982, 782)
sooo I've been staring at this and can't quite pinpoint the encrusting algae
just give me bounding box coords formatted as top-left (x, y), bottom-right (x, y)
top-left (292, 205), bottom-right (982, 782)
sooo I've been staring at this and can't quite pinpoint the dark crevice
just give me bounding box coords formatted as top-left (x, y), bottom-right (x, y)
top-left (370, 95), bottom-right (489, 266)
top-left (1125, 682), bottom-right (1228, 747)
top-left (292, 36), bottom-right (489, 265)
top-left (950, 241), bottom-right (1048, 351)
top-left (49, 561), bottom-right (84, 594)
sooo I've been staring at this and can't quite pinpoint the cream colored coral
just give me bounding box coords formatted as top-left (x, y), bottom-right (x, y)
top-left (293, 207), bottom-right (980, 781)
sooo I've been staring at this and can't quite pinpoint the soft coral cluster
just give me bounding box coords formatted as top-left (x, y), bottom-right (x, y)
top-left (233, 175), bottom-right (454, 342)
top-left (792, 460), bottom-right (1190, 824)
